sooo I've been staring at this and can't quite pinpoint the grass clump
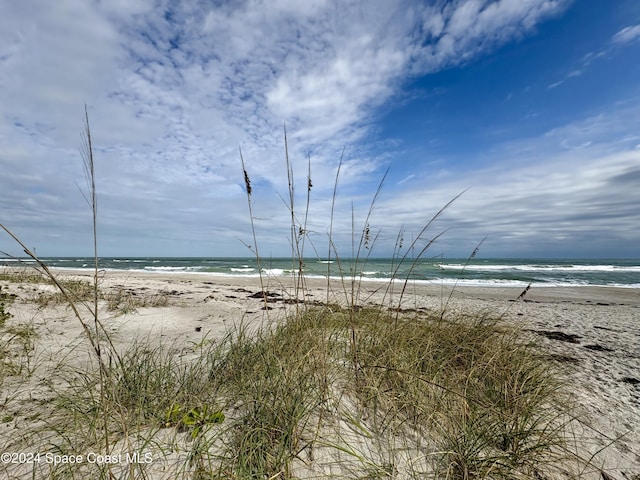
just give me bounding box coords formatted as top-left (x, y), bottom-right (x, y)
top-left (0, 286), bottom-right (37, 380)
top-left (1, 271), bottom-right (171, 314)
top-left (0, 268), bottom-right (45, 284)
top-left (103, 287), bottom-right (170, 314)
top-left (52, 340), bottom-right (224, 439)
top-left (0, 284), bottom-right (15, 326)
top-left (354, 311), bottom-right (568, 478)
top-left (32, 278), bottom-right (94, 308)
top-left (213, 311), bottom-right (338, 478)
top-left (195, 306), bottom-right (572, 478)
top-left (29, 338), bottom-right (226, 479)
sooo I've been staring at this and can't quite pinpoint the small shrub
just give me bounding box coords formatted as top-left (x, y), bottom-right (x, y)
top-left (32, 279), bottom-right (93, 307)
top-left (165, 403), bottom-right (225, 439)
top-left (0, 285), bottom-right (15, 326)
top-left (103, 287), bottom-right (170, 314)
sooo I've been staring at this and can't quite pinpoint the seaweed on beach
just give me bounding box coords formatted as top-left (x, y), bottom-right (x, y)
top-left (534, 330), bottom-right (582, 343)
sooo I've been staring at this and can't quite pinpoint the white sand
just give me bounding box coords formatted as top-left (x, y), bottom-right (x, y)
top-left (1, 269), bottom-right (638, 478)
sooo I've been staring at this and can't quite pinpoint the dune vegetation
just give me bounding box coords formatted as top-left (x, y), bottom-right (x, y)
top-left (0, 113), bottom-right (620, 479)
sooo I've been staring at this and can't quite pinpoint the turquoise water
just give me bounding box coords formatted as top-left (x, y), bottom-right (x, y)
top-left (3, 257), bottom-right (639, 288)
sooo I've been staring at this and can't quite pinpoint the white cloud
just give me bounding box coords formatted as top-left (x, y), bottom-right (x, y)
top-left (413, 0), bottom-right (569, 71)
top-left (0, 1), bottom-right (120, 128)
top-left (0, 0), bottom-right (572, 161)
top-left (365, 102), bottom-right (640, 257)
top-left (546, 19), bottom-right (640, 91)
top-left (612, 24), bottom-right (640, 45)
top-left (8, 0), bottom-right (630, 258)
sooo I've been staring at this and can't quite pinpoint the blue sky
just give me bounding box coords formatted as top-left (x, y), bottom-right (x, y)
top-left (1, 0), bottom-right (639, 259)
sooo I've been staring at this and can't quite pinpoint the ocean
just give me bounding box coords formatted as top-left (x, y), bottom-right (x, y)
top-left (2, 257), bottom-right (639, 288)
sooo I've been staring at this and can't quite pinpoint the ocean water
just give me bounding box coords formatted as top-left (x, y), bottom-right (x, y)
top-left (2, 257), bottom-right (639, 288)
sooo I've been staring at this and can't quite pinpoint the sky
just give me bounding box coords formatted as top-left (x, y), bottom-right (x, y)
top-left (1, 0), bottom-right (639, 259)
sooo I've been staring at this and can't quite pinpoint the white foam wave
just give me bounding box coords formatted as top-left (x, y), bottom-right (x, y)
top-left (438, 263), bottom-right (640, 272)
top-left (10, 265), bottom-right (637, 287)
top-left (143, 266), bottom-right (202, 272)
top-left (261, 268), bottom-right (297, 276)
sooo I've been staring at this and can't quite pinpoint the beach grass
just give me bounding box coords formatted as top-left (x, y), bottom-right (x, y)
top-left (0, 114), bottom-right (623, 478)
top-left (0, 284), bottom-right (15, 326)
top-left (0, 270), bottom-right (169, 314)
top-left (102, 287), bottom-right (171, 314)
top-left (0, 286), bottom-right (582, 479)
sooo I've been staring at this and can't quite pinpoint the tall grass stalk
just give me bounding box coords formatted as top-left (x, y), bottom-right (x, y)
top-left (283, 126), bottom-right (313, 306)
top-left (440, 236), bottom-right (486, 318)
top-left (239, 147), bottom-right (268, 309)
top-left (78, 106), bottom-right (118, 468)
top-left (326, 149), bottom-right (344, 306)
top-left (347, 168), bottom-right (387, 310)
top-left (79, 106), bottom-right (100, 355)
top-left (1, 108), bottom-right (123, 475)
top-left (381, 189), bottom-right (466, 317)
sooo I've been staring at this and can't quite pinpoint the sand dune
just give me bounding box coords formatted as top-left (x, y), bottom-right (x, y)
top-left (1, 269), bottom-right (638, 478)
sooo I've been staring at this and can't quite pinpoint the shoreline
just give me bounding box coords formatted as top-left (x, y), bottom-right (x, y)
top-left (41, 267), bottom-right (640, 305)
top-left (3, 258), bottom-right (639, 289)
top-left (4, 264), bottom-right (640, 294)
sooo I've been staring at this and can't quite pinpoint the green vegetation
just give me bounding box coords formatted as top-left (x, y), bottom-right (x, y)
top-left (0, 284), bottom-right (14, 326)
top-left (103, 287), bottom-right (171, 314)
top-left (0, 113), bottom-right (617, 478)
top-left (0, 271), bottom-right (169, 314)
top-left (0, 282), bottom-right (38, 393)
top-left (32, 278), bottom-right (95, 307)
top-left (0, 269), bottom-right (46, 284)
top-left (0, 301), bottom-right (573, 479)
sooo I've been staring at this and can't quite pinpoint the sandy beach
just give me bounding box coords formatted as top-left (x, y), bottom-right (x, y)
top-left (1, 268), bottom-right (638, 479)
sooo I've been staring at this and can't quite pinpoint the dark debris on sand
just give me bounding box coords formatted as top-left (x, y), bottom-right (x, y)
top-left (533, 330), bottom-right (582, 343)
top-left (583, 344), bottom-right (614, 352)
